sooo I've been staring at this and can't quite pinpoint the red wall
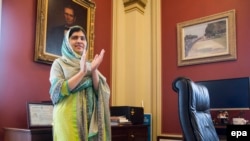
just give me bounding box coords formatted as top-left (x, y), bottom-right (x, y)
top-left (2, 0), bottom-right (250, 139)
top-left (0, 0), bottom-right (112, 140)
top-left (161, 0), bottom-right (250, 135)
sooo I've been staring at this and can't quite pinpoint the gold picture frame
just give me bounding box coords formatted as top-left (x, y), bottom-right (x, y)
top-left (34, 0), bottom-right (95, 64)
top-left (177, 9), bottom-right (236, 66)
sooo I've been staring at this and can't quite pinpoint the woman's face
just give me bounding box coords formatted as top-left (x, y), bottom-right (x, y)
top-left (69, 31), bottom-right (87, 55)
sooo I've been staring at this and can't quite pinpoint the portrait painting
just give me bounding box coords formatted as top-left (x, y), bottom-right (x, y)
top-left (46, 0), bottom-right (88, 56)
top-left (34, 0), bottom-right (95, 64)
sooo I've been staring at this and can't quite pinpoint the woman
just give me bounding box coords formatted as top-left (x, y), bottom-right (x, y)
top-left (49, 25), bottom-right (111, 141)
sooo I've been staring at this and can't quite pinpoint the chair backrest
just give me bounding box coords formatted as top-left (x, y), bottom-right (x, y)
top-left (172, 77), bottom-right (219, 141)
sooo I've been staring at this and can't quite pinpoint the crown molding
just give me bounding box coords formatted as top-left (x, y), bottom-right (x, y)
top-left (123, 0), bottom-right (147, 14)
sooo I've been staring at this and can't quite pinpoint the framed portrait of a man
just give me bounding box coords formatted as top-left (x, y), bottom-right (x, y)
top-left (34, 0), bottom-right (95, 64)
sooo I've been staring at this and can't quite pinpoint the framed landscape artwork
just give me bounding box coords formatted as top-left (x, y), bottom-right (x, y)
top-left (177, 9), bottom-right (236, 66)
top-left (34, 0), bottom-right (95, 64)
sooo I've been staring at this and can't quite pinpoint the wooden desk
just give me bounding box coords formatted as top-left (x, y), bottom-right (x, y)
top-left (112, 124), bottom-right (148, 141)
top-left (3, 124), bottom-right (148, 141)
top-left (214, 125), bottom-right (227, 141)
top-left (3, 127), bottom-right (52, 141)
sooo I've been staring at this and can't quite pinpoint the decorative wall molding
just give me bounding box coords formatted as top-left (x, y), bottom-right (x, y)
top-left (123, 0), bottom-right (147, 14)
top-left (112, 0), bottom-right (161, 140)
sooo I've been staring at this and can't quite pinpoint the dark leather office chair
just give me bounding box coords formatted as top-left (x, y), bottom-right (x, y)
top-left (172, 77), bottom-right (219, 141)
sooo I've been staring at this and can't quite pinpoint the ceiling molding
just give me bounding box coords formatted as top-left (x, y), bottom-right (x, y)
top-left (123, 0), bottom-right (147, 14)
